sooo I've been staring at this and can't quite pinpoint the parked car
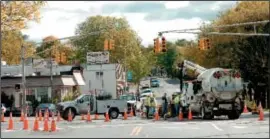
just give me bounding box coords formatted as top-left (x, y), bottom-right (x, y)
top-left (1, 103), bottom-right (6, 114)
top-left (35, 103), bottom-right (57, 117)
top-left (150, 78), bottom-right (160, 87)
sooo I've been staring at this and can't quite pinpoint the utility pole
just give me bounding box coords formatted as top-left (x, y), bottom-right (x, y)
top-left (50, 49), bottom-right (53, 103)
top-left (21, 44), bottom-right (26, 113)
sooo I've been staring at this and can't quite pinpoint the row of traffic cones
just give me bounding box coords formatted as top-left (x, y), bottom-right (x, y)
top-left (6, 112), bottom-right (58, 132)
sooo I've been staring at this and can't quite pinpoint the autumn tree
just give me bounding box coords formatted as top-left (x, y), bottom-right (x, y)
top-left (71, 16), bottom-right (141, 66)
top-left (1, 31), bottom-right (35, 64)
top-left (1, 1), bottom-right (45, 33)
top-left (1, 1), bottom-right (45, 64)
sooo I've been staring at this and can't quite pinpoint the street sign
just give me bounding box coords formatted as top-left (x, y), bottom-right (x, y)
top-left (87, 51), bottom-right (109, 65)
top-left (127, 71), bottom-right (132, 81)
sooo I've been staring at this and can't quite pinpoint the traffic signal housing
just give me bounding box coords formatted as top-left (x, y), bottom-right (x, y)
top-left (161, 37), bottom-right (166, 52)
top-left (198, 38), bottom-right (211, 50)
top-left (109, 39), bottom-right (115, 50)
top-left (153, 38), bottom-right (160, 54)
top-left (104, 39), bottom-right (109, 50)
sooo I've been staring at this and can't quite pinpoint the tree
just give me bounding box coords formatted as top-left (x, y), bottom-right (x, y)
top-left (1, 1), bottom-right (45, 33)
top-left (71, 15), bottom-right (141, 67)
top-left (1, 31), bottom-right (35, 64)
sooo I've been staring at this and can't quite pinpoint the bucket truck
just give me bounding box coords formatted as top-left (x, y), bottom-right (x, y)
top-left (180, 60), bottom-right (244, 120)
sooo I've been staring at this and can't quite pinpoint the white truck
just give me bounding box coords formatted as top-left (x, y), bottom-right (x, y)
top-left (56, 94), bottom-right (127, 120)
top-left (180, 60), bottom-right (244, 120)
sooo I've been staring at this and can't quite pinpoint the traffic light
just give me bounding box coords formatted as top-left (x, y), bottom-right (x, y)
top-left (198, 38), bottom-right (205, 50)
top-left (104, 39), bottom-right (109, 51)
top-left (161, 37), bottom-right (166, 52)
top-left (204, 38), bottom-right (211, 49)
top-left (109, 39), bottom-right (115, 50)
top-left (153, 39), bottom-right (157, 53)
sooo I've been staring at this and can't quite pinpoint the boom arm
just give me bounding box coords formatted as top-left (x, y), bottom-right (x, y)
top-left (183, 60), bottom-right (206, 74)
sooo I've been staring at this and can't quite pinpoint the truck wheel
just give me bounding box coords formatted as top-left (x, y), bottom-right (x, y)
top-left (109, 109), bottom-right (119, 119)
top-left (228, 110), bottom-right (240, 120)
top-left (63, 108), bottom-right (76, 121)
top-left (200, 106), bottom-right (214, 120)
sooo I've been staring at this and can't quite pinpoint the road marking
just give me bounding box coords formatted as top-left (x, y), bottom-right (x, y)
top-left (135, 127), bottom-right (142, 135)
top-left (130, 126), bottom-right (142, 136)
top-left (130, 127), bottom-right (139, 136)
top-left (232, 126), bottom-right (247, 129)
top-left (210, 123), bottom-right (223, 131)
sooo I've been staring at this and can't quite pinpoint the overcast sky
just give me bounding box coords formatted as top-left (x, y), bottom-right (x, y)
top-left (21, 1), bottom-right (237, 46)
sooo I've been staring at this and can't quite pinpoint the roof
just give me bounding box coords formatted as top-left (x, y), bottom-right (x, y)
top-left (1, 73), bottom-right (85, 88)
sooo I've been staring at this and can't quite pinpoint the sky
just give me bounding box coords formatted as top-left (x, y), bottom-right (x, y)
top-left (21, 1), bottom-right (237, 46)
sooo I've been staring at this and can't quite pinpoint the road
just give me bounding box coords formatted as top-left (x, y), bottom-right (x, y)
top-left (1, 77), bottom-right (269, 138)
top-left (1, 112), bottom-right (269, 138)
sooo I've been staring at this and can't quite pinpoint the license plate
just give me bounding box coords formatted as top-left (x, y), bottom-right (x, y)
top-left (219, 104), bottom-right (232, 109)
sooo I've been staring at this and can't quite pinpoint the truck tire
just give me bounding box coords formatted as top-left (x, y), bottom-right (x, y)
top-left (63, 108), bottom-right (76, 121)
top-left (200, 106), bottom-right (214, 120)
top-left (109, 108), bottom-right (119, 119)
top-left (228, 110), bottom-right (240, 120)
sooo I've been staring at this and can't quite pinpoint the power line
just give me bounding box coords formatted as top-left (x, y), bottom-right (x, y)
top-left (166, 31), bottom-right (270, 37)
top-left (158, 20), bottom-right (270, 35)
top-left (29, 30), bottom-right (104, 58)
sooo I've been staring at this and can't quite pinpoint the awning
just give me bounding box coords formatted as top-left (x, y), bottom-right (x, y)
top-left (73, 72), bottom-right (85, 86)
top-left (61, 77), bottom-right (76, 86)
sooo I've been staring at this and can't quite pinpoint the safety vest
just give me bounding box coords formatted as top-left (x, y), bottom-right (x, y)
top-left (150, 97), bottom-right (156, 107)
top-left (145, 97), bottom-right (151, 106)
top-left (174, 95), bottom-right (180, 104)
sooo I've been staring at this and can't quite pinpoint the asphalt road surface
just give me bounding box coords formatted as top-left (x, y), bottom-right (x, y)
top-left (2, 77), bottom-right (269, 138)
top-left (1, 112), bottom-right (269, 138)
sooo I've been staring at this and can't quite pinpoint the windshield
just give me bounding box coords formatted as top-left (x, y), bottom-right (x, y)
top-left (120, 95), bottom-right (135, 101)
top-left (142, 90), bottom-right (152, 94)
top-left (151, 79), bottom-right (158, 82)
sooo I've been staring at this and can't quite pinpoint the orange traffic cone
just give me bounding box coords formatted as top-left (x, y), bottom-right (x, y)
top-left (188, 107), bottom-right (193, 120)
top-left (20, 111), bottom-right (24, 122)
top-left (243, 103), bottom-right (248, 113)
top-left (39, 110), bottom-right (43, 121)
top-left (258, 102), bottom-right (264, 121)
top-left (68, 109), bottom-right (72, 122)
top-left (130, 107), bottom-right (134, 117)
top-left (123, 109), bottom-right (128, 120)
top-left (178, 108), bottom-right (183, 121)
top-left (81, 114), bottom-right (85, 120)
top-left (86, 110), bottom-right (92, 122)
top-left (23, 115), bottom-right (29, 130)
top-left (50, 113), bottom-right (56, 132)
top-left (7, 112), bottom-right (13, 130)
top-left (1, 110), bottom-right (5, 122)
top-left (104, 109), bottom-right (110, 122)
top-left (94, 113), bottom-right (99, 120)
top-left (154, 108), bottom-right (159, 121)
top-left (33, 113), bottom-right (39, 131)
top-left (56, 111), bottom-right (61, 122)
top-left (43, 118), bottom-right (49, 132)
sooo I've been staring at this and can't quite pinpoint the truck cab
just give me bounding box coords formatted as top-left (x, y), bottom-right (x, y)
top-left (57, 94), bottom-right (127, 120)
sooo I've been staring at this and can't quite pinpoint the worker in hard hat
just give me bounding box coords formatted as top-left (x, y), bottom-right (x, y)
top-left (145, 95), bottom-right (151, 119)
top-left (149, 93), bottom-right (157, 118)
top-left (173, 93), bottom-right (180, 117)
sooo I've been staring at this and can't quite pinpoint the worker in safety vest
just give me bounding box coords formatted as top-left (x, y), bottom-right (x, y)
top-left (148, 94), bottom-right (156, 117)
top-left (145, 95), bottom-right (151, 119)
top-left (173, 93), bottom-right (180, 116)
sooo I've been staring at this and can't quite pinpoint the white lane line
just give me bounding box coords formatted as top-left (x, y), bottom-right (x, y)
top-left (210, 123), bottom-right (223, 131)
top-left (232, 126), bottom-right (247, 129)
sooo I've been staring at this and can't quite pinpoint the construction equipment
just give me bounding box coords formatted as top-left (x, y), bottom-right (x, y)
top-left (179, 60), bottom-right (244, 120)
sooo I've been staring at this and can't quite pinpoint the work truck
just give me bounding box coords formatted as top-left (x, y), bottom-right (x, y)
top-left (56, 94), bottom-right (127, 120)
top-left (179, 60), bottom-right (244, 120)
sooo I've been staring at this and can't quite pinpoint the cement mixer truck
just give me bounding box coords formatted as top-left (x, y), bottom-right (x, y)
top-left (180, 60), bottom-right (244, 120)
